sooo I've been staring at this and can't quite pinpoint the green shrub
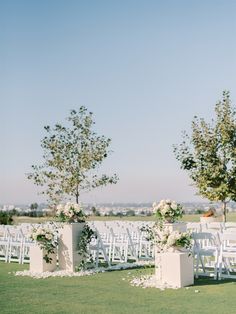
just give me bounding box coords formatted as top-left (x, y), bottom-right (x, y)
top-left (0, 211), bottom-right (13, 225)
top-left (196, 209), bottom-right (205, 214)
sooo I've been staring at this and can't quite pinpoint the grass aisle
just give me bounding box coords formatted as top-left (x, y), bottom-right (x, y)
top-left (1, 262), bottom-right (236, 314)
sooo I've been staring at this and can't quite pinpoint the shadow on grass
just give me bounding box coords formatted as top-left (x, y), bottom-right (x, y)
top-left (194, 276), bottom-right (236, 286)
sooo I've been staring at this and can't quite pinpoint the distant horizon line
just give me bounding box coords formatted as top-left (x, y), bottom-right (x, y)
top-left (1, 200), bottom-right (235, 206)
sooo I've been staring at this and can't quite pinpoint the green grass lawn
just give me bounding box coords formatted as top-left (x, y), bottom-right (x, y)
top-left (1, 262), bottom-right (236, 314)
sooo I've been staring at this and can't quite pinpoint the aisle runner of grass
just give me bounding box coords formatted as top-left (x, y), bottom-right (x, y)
top-left (1, 262), bottom-right (236, 314)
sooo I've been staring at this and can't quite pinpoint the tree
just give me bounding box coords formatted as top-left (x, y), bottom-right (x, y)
top-left (91, 206), bottom-right (97, 215)
top-left (126, 209), bottom-right (135, 216)
top-left (27, 107), bottom-right (118, 204)
top-left (174, 91), bottom-right (236, 222)
top-left (30, 203), bottom-right (38, 211)
top-left (91, 206), bottom-right (101, 216)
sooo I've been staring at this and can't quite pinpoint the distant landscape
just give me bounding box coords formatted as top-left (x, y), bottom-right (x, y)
top-left (1, 201), bottom-right (236, 219)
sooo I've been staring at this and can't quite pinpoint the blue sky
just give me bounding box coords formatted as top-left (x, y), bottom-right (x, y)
top-left (1, 0), bottom-right (236, 204)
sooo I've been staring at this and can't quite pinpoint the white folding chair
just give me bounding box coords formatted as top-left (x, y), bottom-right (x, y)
top-left (0, 227), bottom-right (10, 262)
top-left (207, 222), bottom-right (224, 233)
top-left (187, 222), bottom-right (202, 233)
top-left (192, 232), bottom-right (219, 279)
top-left (218, 232), bottom-right (236, 280)
top-left (89, 229), bottom-right (111, 268)
top-left (110, 228), bottom-right (129, 263)
top-left (8, 228), bottom-right (24, 263)
top-left (225, 222), bottom-right (236, 232)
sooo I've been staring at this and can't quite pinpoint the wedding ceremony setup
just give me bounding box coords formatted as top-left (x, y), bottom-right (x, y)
top-left (2, 200), bottom-right (236, 288)
top-left (2, 1), bottom-right (236, 313)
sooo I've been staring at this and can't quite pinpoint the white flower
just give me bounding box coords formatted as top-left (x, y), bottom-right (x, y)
top-left (46, 233), bottom-right (53, 240)
top-left (153, 198), bottom-right (182, 222)
top-left (171, 202), bottom-right (177, 210)
top-left (152, 202), bottom-right (157, 208)
top-left (160, 204), bottom-right (170, 215)
top-left (55, 202), bottom-right (84, 222)
top-left (57, 204), bottom-right (63, 210)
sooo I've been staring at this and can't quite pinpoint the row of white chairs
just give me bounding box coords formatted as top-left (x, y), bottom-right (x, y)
top-left (187, 221), bottom-right (236, 233)
top-left (0, 221), bottom-right (154, 267)
top-left (0, 225), bottom-right (33, 264)
top-left (0, 222), bottom-right (63, 264)
top-left (2, 220), bottom-right (236, 279)
top-left (192, 229), bottom-right (236, 280)
top-left (88, 221), bottom-right (154, 266)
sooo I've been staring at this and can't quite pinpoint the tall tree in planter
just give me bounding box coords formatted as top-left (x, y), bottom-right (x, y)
top-left (28, 107), bottom-right (118, 204)
top-left (174, 91), bottom-right (236, 222)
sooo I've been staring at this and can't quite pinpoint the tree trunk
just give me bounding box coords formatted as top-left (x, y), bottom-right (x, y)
top-left (222, 201), bottom-right (227, 223)
top-left (75, 184), bottom-right (79, 204)
top-left (75, 194), bottom-right (79, 204)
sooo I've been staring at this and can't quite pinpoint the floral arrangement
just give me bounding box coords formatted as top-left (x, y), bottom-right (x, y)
top-left (155, 228), bottom-right (192, 253)
top-left (56, 202), bottom-right (86, 223)
top-left (55, 202), bottom-right (96, 270)
top-left (153, 199), bottom-right (183, 223)
top-left (141, 223), bottom-right (192, 254)
top-left (30, 224), bottom-right (58, 263)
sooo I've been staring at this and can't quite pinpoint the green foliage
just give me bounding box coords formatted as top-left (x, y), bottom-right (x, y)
top-left (30, 203), bottom-right (38, 210)
top-left (195, 209), bottom-right (205, 215)
top-left (77, 223), bottom-right (96, 270)
top-left (0, 211), bottom-right (13, 225)
top-left (174, 233), bottom-right (192, 252)
top-left (174, 91), bottom-right (236, 221)
top-left (30, 224), bottom-right (58, 263)
top-left (28, 211), bottom-right (44, 218)
top-left (107, 210), bottom-right (115, 216)
top-left (91, 206), bottom-right (101, 216)
top-left (126, 209), bottom-right (136, 216)
top-left (27, 107), bottom-right (118, 204)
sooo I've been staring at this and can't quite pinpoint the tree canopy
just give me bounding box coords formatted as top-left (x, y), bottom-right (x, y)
top-left (28, 107), bottom-right (118, 204)
top-left (174, 91), bottom-right (236, 221)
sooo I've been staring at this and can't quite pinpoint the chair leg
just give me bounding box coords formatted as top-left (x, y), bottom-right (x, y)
top-left (200, 255), bottom-right (206, 273)
top-left (218, 256), bottom-right (222, 280)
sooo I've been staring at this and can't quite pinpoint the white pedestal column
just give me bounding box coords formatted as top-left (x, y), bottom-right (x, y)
top-left (160, 252), bottom-right (194, 288)
top-left (58, 223), bottom-right (85, 272)
top-left (30, 245), bottom-right (57, 272)
top-left (163, 222), bottom-right (187, 232)
top-left (154, 246), bottom-right (162, 281)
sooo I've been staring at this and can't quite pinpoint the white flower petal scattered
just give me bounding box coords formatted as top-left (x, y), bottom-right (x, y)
top-left (130, 275), bottom-right (180, 290)
top-left (14, 261), bottom-right (153, 279)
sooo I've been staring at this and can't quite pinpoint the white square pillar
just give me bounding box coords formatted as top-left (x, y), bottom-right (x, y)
top-left (160, 252), bottom-right (194, 288)
top-left (155, 248), bottom-right (162, 280)
top-left (30, 245), bottom-right (57, 272)
top-left (58, 223), bottom-right (85, 272)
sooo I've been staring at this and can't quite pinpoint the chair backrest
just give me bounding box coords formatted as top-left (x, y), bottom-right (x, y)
top-left (221, 232), bottom-right (236, 241)
top-left (225, 222), bottom-right (236, 231)
top-left (187, 223), bottom-right (202, 232)
top-left (192, 232), bottom-right (219, 249)
top-left (207, 222), bottom-right (224, 231)
top-left (221, 232), bottom-right (236, 251)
